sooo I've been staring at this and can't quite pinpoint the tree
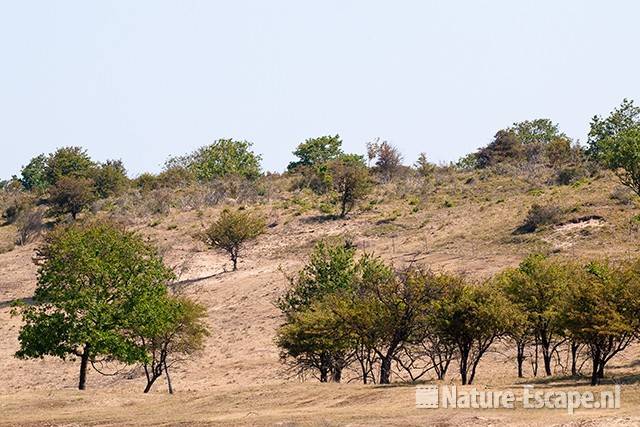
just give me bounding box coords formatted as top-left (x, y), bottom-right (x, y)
top-left (48, 176), bottom-right (96, 220)
top-left (91, 160), bottom-right (129, 198)
top-left (432, 282), bottom-right (515, 385)
top-left (333, 265), bottom-right (451, 384)
top-left (588, 98), bottom-right (640, 159)
top-left (414, 153), bottom-right (436, 178)
top-left (131, 295), bottom-right (209, 393)
top-left (328, 155), bottom-right (370, 218)
top-left (276, 240), bottom-right (359, 382)
top-left (45, 146), bottom-right (95, 185)
top-left (499, 255), bottom-right (569, 376)
top-left (561, 260), bottom-right (640, 385)
top-left (372, 141), bottom-right (403, 182)
top-left (201, 208), bottom-right (265, 271)
top-left (20, 154), bottom-right (48, 191)
top-left (167, 139), bottom-right (262, 181)
top-left (477, 130), bottom-right (522, 168)
top-left (288, 135), bottom-right (344, 171)
top-left (13, 221), bottom-right (175, 390)
top-left (594, 125), bottom-right (640, 196)
top-left (511, 119), bottom-right (567, 146)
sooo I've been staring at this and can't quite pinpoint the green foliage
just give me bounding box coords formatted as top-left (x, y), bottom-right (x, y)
top-left (497, 254), bottom-right (571, 376)
top-left (328, 155), bottom-right (371, 218)
top-left (45, 146), bottom-right (96, 185)
top-left (20, 154), bottom-right (48, 191)
top-left (519, 203), bottom-right (562, 233)
top-left (588, 98), bottom-right (640, 159)
top-left (597, 125), bottom-right (640, 196)
top-left (91, 160), bottom-right (129, 198)
top-left (278, 240), bottom-right (358, 315)
top-left (511, 119), bottom-right (567, 146)
top-left (201, 208), bottom-right (265, 270)
top-left (560, 259), bottom-right (640, 385)
top-left (48, 175), bottom-right (96, 220)
top-left (288, 135), bottom-right (344, 171)
top-left (130, 295), bottom-right (209, 393)
top-left (13, 221), bottom-right (176, 390)
top-left (432, 281), bottom-right (515, 385)
top-left (167, 139), bottom-right (262, 181)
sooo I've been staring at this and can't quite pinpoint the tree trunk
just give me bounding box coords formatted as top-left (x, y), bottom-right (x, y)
top-left (459, 347), bottom-right (469, 385)
top-left (144, 377), bottom-right (158, 393)
top-left (319, 367), bottom-right (328, 383)
top-left (590, 348), bottom-right (601, 386)
top-left (78, 344), bottom-right (90, 390)
top-left (231, 253), bottom-right (238, 271)
top-left (379, 356), bottom-right (392, 384)
top-left (597, 359), bottom-right (605, 379)
top-left (571, 342), bottom-right (579, 376)
top-left (164, 360), bottom-right (173, 394)
top-left (516, 341), bottom-right (526, 378)
top-left (331, 368), bottom-right (342, 383)
top-left (542, 352), bottom-right (552, 376)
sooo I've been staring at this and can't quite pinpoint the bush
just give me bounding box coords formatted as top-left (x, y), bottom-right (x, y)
top-left (19, 154), bottom-right (48, 191)
top-left (166, 139), bottom-right (262, 181)
top-left (328, 155), bottom-right (371, 218)
top-left (288, 135), bottom-right (343, 171)
top-left (610, 186), bottom-right (635, 205)
top-left (201, 208), bottom-right (265, 271)
top-left (91, 160), bottom-right (129, 198)
top-left (519, 203), bottom-right (563, 233)
top-left (15, 209), bottom-right (45, 245)
top-left (48, 176), bottom-right (96, 220)
top-left (45, 146), bottom-right (96, 185)
top-left (555, 166), bottom-right (587, 185)
top-left (2, 194), bottom-right (35, 225)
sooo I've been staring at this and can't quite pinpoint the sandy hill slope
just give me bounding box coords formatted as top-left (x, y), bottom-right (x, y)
top-left (1, 171), bottom-right (640, 425)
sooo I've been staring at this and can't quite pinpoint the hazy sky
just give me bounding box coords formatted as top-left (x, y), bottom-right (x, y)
top-left (1, 1), bottom-right (639, 178)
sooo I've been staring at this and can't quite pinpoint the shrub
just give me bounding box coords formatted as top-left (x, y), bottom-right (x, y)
top-left (610, 186), bottom-right (635, 205)
top-left (167, 139), bottom-right (262, 181)
top-left (414, 153), bottom-right (436, 178)
top-left (288, 135), bottom-right (343, 171)
top-left (91, 160), bottom-right (129, 198)
top-left (2, 194), bottom-right (35, 225)
top-left (48, 176), bottom-right (96, 220)
top-left (371, 141), bottom-right (403, 182)
top-left (519, 203), bottom-right (562, 233)
top-left (19, 154), bottom-right (49, 191)
top-left (555, 166), bottom-right (587, 185)
top-left (45, 146), bottom-right (95, 185)
top-left (15, 209), bottom-right (45, 245)
top-left (328, 155), bottom-right (371, 218)
top-left (201, 208), bottom-right (265, 271)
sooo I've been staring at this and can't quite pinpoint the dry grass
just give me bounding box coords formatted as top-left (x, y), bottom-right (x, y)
top-left (1, 169), bottom-right (640, 425)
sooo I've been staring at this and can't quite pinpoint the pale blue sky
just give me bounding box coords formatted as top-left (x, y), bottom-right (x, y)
top-left (1, 1), bottom-right (639, 178)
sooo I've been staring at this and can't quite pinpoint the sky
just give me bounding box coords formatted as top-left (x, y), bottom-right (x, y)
top-left (1, 0), bottom-right (639, 179)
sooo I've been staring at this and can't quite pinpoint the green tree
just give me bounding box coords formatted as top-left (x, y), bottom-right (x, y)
top-left (288, 135), bottom-right (344, 171)
top-left (328, 155), bottom-right (370, 218)
top-left (201, 208), bottom-right (265, 271)
top-left (131, 295), bottom-right (209, 393)
top-left (511, 119), bottom-right (567, 146)
top-left (91, 160), bottom-right (129, 198)
top-left (594, 125), bottom-right (640, 196)
top-left (588, 98), bottom-right (640, 159)
top-left (561, 260), bottom-right (640, 385)
top-left (499, 254), bottom-right (569, 376)
top-left (45, 146), bottom-right (95, 185)
top-left (332, 264), bottom-right (450, 384)
top-left (167, 139), bottom-right (262, 181)
top-left (276, 239), bottom-right (359, 382)
top-left (13, 221), bottom-right (175, 390)
top-left (48, 176), bottom-right (96, 220)
top-left (432, 282), bottom-right (515, 385)
top-left (20, 154), bottom-right (48, 191)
